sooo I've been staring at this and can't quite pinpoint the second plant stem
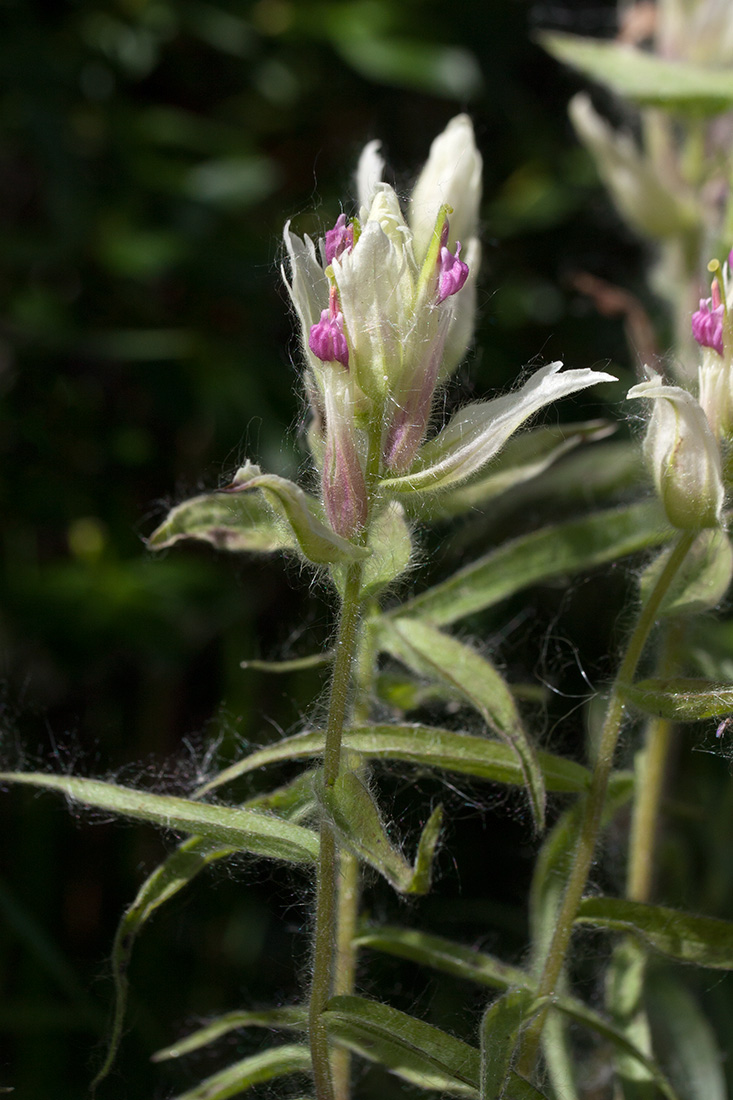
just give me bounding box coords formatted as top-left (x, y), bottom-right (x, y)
top-left (518, 530), bottom-right (696, 1076)
top-left (309, 560), bottom-right (365, 1100)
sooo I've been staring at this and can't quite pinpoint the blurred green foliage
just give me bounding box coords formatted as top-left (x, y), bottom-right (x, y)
top-left (10, 0), bottom-right (726, 1097)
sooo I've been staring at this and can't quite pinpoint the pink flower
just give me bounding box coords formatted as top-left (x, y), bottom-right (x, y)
top-left (324, 214), bottom-right (354, 266)
top-left (692, 296), bottom-right (724, 356)
top-left (309, 286), bottom-right (349, 368)
top-left (437, 240), bottom-right (469, 303)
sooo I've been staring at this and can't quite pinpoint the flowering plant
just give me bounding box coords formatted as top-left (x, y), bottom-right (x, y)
top-left (7, 12), bottom-right (733, 1098)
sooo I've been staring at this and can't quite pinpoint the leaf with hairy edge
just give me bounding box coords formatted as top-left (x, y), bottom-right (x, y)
top-left (576, 897), bottom-right (733, 968)
top-left (225, 462), bottom-right (369, 564)
top-left (646, 970), bottom-right (726, 1100)
top-left (92, 769), bottom-right (318, 1089)
top-left (331, 500), bottom-right (413, 598)
top-left (379, 619), bottom-right (545, 828)
top-left (153, 1007), bottom-right (307, 1062)
top-left (146, 491), bottom-right (294, 553)
top-left (356, 925), bottom-right (680, 1100)
top-left (316, 770), bottom-right (442, 895)
top-left (539, 32), bottom-right (733, 111)
top-left (170, 1044), bottom-right (312, 1100)
top-left (406, 421), bottom-right (615, 521)
top-left (0, 772), bottom-right (319, 862)
top-left (622, 678), bottom-right (733, 721)
top-left (380, 363), bottom-right (615, 496)
top-left (392, 501), bottom-right (670, 627)
top-left (324, 995), bottom-right (549, 1099)
top-left (194, 726), bottom-right (592, 800)
top-left (481, 989), bottom-right (546, 1100)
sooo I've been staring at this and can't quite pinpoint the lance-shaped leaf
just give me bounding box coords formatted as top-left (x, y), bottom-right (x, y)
top-left (646, 970), bottom-right (727, 1100)
top-left (356, 925), bottom-right (680, 1100)
top-left (481, 989), bottom-right (547, 1100)
top-left (91, 771), bottom-right (318, 1090)
top-left (170, 1044), bottom-right (312, 1100)
top-left (153, 1007), bottom-right (307, 1062)
top-left (379, 362), bottom-right (615, 496)
top-left (540, 32), bottom-right (733, 112)
top-left (575, 897), bottom-right (733, 969)
top-left (0, 772), bottom-right (319, 862)
top-left (621, 679), bottom-right (733, 722)
top-left (224, 462), bottom-right (369, 565)
top-left (331, 499), bottom-right (412, 598)
top-left (194, 726), bottom-right (592, 800)
top-left (316, 770), bottom-right (442, 895)
top-left (393, 501), bottom-right (671, 627)
top-left (640, 530), bottom-right (733, 618)
top-left (378, 620), bottom-right (545, 828)
top-left (406, 421), bottom-right (615, 521)
top-left (324, 995), bottom-right (549, 1099)
top-left (146, 491), bottom-right (294, 553)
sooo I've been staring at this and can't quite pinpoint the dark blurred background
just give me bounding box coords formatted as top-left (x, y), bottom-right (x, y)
top-left (7, 1), bottom-right (726, 1097)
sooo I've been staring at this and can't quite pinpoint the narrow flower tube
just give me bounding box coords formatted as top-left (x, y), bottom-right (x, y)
top-left (629, 376), bottom-right (724, 529)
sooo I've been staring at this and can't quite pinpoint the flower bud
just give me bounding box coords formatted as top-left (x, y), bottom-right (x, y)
top-left (629, 376), bottom-right (724, 529)
top-left (568, 94), bottom-right (699, 241)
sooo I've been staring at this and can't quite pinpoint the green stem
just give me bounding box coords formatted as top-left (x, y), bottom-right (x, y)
top-left (627, 623), bottom-right (682, 903)
top-left (310, 561), bottom-right (365, 1100)
top-left (518, 530), bottom-right (696, 1077)
top-left (330, 611), bottom-right (379, 1100)
top-left (331, 848), bottom-right (362, 1100)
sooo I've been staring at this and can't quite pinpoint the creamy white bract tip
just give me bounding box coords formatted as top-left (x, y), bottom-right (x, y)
top-left (629, 377), bottom-right (724, 529)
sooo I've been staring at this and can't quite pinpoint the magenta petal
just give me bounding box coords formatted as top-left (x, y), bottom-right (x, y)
top-left (437, 241), bottom-right (469, 303)
top-left (692, 297), bottom-right (724, 356)
top-left (324, 214), bottom-right (354, 266)
top-left (309, 309), bottom-right (349, 367)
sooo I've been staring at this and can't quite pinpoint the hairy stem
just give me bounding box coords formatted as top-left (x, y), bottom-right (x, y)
top-left (518, 530), bottom-right (696, 1077)
top-left (310, 561), bottom-right (365, 1100)
top-left (330, 612), bottom-right (379, 1100)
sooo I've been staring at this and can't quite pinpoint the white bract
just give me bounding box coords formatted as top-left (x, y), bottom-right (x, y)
top-left (629, 376), bottom-right (725, 529)
top-left (281, 115), bottom-right (616, 542)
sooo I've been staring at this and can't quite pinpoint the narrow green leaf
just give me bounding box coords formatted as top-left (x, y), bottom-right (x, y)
top-left (646, 970), bottom-right (727, 1100)
top-left (153, 1007), bottom-right (307, 1061)
top-left (194, 726), bottom-right (592, 800)
top-left (92, 771), bottom-right (317, 1091)
top-left (146, 491), bottom-right (294, 553)
top-left (334, 499), bottom-right (411, 597)
top-left (170, 1044), bottom-right (311, 1100)
top-left (539, 31), bottom-right (733, 112)
top-left (639, 530), bottom-right (733, 618)
top-left (226, 462), bottom-right (369, 564)
top-left (379, 619), bottom-right (545, 828)
top-left (323, 993), bottom-right (480, 1095)
top-left (357, 925), bottom-right (679, 1100)
top-left (393, 501), bottom-right (671, 626)
top-left (622, 678), bottom-right (733, 721)
top-left (576, 897), bottom-right (733, 968)
top-left (605, 938), bottom-right (655, 1091)
top-left (481, 989), bottom-right (546, 1100)
top-left (355, 926), bottom-right (530, 991)
top-left (316, 770), bottom-right (442, 895)
top-left (324, 995), bottom-right (550, 1099)
top-left (0, 772), bottom-right (319, 862)
top-left (407, 421), bottom-right (614, 521)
